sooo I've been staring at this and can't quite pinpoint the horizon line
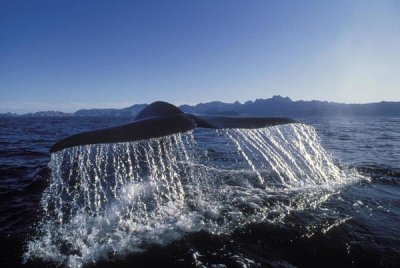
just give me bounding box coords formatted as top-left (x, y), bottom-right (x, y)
top-left (1, 95), bottom-right (400, 115)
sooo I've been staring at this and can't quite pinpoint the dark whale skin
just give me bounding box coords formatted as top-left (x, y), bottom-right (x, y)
top-left (50, 101), bottom-right (297, 153)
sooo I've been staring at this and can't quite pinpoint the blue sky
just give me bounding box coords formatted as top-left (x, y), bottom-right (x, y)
top-left (1, 0), bottom-right (399, 113)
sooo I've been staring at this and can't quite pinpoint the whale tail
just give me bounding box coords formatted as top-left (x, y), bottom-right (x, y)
top-left (50, 101), bottom-right (298, 153)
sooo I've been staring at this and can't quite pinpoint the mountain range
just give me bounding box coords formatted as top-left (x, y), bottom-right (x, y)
top-left (2, 96), bottom-right (400, 117)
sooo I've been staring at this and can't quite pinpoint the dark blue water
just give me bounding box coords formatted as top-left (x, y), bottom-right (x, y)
top-left (0, 116), bottom-right (399, 267)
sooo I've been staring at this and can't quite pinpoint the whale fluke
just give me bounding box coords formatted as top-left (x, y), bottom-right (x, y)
top-left (50, 101), bottom-right (297, 153)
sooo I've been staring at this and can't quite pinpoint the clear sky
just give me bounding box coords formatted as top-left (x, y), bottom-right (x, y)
top-left (1, 0), bottom-right (399, 113)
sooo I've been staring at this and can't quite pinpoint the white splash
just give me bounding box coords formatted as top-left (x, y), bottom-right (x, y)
top-left (24, 124), bottom-right (363, 267)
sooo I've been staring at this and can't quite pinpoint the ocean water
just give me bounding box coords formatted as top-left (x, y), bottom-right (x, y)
top-left (0, 116), bottom-right (399, 267)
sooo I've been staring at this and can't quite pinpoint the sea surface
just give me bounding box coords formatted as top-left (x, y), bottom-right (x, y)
top-left (0, 116), bottom-right (399, 267)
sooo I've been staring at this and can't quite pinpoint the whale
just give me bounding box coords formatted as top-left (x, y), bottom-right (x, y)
top-left (50, 101), bottom-right (297, 153)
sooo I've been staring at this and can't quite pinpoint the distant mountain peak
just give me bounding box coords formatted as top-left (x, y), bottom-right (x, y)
top-left (271, 95), bottom-right (292, 102)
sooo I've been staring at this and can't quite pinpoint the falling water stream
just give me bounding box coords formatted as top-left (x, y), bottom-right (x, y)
top-left (24, 124), bottom-right (364, 267)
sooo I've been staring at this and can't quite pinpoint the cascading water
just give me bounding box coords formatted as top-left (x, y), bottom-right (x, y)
top-left (224, 124), bottom-right (348, 188)
top-left (24, 124), bottom-right (364, 267)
